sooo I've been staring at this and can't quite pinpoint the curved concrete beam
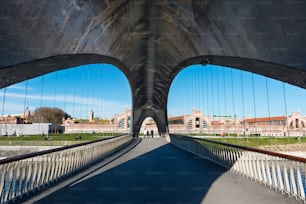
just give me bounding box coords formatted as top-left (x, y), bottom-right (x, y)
top-left (169, 56), bottom-right (306, 90)
top-left (0, 54), bottom-right (133, 90)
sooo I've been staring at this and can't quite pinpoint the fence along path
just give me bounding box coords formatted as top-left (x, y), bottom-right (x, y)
top-left (29, 137), bottom-right (300, 204)
top-left (0, 135), bottom-right (132, 203)
top-left (170, 135), bottom-right (306, 203)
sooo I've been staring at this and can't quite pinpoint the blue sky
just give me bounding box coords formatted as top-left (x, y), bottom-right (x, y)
top-left (168, 64), bottom-right (306, 119)
top-left (0, 64), bottom-right (131, 119)
top-left (1, 64), bottom-right (305, 120)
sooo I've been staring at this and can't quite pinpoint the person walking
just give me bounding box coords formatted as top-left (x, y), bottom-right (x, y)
top-left (146, 130), bottom-right (150, 138)
top-left (151, 130), bottom-right (154, 138)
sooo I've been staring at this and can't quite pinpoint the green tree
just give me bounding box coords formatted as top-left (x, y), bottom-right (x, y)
top-left (94, 118), bottom-right (110, 124)
top-left (32, 107), bottom-right (70, 125)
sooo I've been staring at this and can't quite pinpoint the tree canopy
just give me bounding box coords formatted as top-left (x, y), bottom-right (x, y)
top-left (32, 107), bottom-right (70, 125)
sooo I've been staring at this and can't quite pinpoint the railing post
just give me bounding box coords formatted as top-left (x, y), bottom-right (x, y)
top-left (290, 165), bottom-right (298, 197)
top-left (283, 164), bottom-right (290, 195)
top-left (241, 152), bottom-right (247, 176)
top-left (4, 163), bottom-right (14, 202)
top-left (265, 156), bottom-right (272, 188)
top-left (261, 159), bottom-right (267, 185)
top-left (252, 153), bottom-right (258, 181)
top-left (296, 162), bottom-right (305, 200)
top-left (13, 161), bottom-right (21, 198)
top-left (256, 154), bottom-right (263, 183)
top-left (276, 160), bottom-right (284, 193)
top-left (26, 159), bottom-right (33, 192)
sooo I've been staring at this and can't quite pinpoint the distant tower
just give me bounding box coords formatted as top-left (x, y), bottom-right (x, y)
top-left (24, 106), bottom-right (30, 120)
top-left (89, 110), bottom-right (94, 122)
top-left (233, 114), bottom-right (237, 125)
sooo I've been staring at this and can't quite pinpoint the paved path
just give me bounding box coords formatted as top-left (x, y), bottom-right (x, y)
top-left (29, 137), bottom-right (301, 204)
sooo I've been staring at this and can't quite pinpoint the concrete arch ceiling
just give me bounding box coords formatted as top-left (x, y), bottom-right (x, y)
top-left (0, 0), bottom-right (306, 134)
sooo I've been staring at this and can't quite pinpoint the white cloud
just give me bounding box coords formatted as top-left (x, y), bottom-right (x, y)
top-left (0, 103), bottom-right (25, 116)
top-left (2, 92), bottom-right (131, 118)
top-left (6, 85), bottom-right (33, 91)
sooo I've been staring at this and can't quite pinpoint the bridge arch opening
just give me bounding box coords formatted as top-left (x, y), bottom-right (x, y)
top-left (0, 63), bottom-right (132, 136)
top-left (139, 117), bottom-right (158, 137)
top-left (167, 63), bottom-right (306, 138)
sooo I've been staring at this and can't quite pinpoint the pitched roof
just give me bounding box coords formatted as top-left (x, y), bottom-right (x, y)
top-left (243, 116), bottom-right (286, 123)
top-left (168, 116), bottom-right (185, 121)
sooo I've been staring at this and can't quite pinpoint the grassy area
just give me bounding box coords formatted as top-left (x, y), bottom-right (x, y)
top-left (0, 133), bottom-right (122, 146)
top-left (200, 136), bottom-right (306, 148)
top-left (189, 133), bottom-right (238, 137)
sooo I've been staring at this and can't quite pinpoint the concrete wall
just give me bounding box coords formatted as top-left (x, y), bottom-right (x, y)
top-left (64, 124), bottom-right (129, 134)
top-left (0, 123), bottom-right (63, 136)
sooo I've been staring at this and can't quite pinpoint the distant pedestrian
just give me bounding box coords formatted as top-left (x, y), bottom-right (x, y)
top-left (146, 130), bottom-right (149, 137)
top-left (151, 130), bottom-right (154, 138)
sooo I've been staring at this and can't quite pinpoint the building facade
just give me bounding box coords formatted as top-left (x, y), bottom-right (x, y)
top-left (3, 108), bottom-right (305, 136)
top-left (242, 112), bottom-right (306, 136)
top-left (62, 109), bottom-right (306, 136)
top-left (63, 108), bottom-right (132, 134)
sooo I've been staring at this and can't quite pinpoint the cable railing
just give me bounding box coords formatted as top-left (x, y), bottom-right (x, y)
top-left (170, 134), bottom-right (306, 203)
top-left (0, 134), bottom-right (132, 203)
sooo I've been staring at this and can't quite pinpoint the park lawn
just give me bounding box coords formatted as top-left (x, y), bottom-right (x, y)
top-left (0, 133), bottom-right (122, 146)
top-left (201, 136), bottom-right (306, 148)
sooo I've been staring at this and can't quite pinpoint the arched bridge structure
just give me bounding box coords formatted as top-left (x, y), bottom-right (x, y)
top-left (0, 0), bottom-right (306, 135)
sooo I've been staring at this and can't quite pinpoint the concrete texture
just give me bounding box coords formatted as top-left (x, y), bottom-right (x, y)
top-left (29, 137), bottom-right (301, 204)
top-left (0, 145), bottom-right (61, 159)
top-left (1, 1), bottom-right (306, 134)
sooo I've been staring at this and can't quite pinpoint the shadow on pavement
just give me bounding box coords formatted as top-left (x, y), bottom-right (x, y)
top-left (35, 142), bottom-right (227, 204)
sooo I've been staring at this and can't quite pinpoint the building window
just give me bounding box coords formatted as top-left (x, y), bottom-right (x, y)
top-left (187, 120), bottom-right (192, 129)
top-left (169, 119), bottom-right (184, 125)
top-left (195, 117), bottom-right (200, 128)
top-left (203, 121), bottom-right (207, 128)
top-left (118, 119), bottom-right (125, 129)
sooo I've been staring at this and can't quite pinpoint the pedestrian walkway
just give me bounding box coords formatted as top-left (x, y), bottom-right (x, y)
top-left (28, 137), bottom-right (301, 204)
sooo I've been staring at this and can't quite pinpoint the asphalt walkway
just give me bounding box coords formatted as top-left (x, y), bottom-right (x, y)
top-left (28, 137), bottom-right (301, 204)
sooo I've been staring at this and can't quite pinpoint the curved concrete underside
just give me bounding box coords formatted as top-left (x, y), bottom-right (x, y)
top-left (0, 0), bottom-right (306, 134)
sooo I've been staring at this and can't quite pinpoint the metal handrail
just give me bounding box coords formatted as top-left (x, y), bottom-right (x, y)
top-left (170, 134), bottom-right (306, 203)
top-left (0, 134), bottom-right (132, 203)
top-left (191, 136), bottom-right (306, 163)
top-left (0, 134), bottom-right (125, 165)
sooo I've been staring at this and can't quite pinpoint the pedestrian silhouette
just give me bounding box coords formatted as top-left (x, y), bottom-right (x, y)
top-left (146, 130), bottom-right (149, 138)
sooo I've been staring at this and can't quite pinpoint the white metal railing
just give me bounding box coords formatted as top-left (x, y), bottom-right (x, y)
top-left (170, 134), bottom-right (306, 203)
top-left (0, 135), bottom-right (132, 203)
